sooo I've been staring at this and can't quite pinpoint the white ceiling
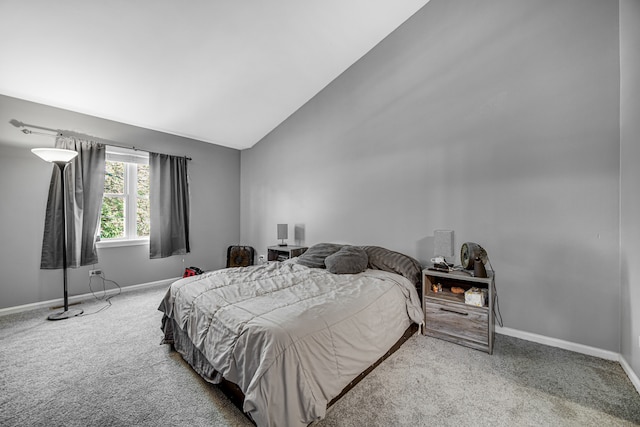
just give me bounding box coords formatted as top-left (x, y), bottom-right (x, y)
top-left (0, 0), bottom-right (429, 150)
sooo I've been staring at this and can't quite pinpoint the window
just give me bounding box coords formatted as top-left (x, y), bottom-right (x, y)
top-left (98, 148), bottom-right (150, 246)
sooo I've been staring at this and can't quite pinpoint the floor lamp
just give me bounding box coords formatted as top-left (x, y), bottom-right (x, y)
top-left (32, 148), bottom-right (84, 320)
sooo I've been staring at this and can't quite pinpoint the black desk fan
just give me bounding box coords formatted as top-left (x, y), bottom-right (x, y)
top-left (460, 242), bottom-right (488, 278)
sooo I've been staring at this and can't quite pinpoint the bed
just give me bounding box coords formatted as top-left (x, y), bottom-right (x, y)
top-left (158, 244), bottom-right (424, 427)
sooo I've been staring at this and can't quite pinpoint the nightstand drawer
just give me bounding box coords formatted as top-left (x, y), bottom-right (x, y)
top-left (423, 299), bottom-right (488, 345)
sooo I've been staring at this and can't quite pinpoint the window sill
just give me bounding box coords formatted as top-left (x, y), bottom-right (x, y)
top-left (96, 238), bottom-right (149, 249)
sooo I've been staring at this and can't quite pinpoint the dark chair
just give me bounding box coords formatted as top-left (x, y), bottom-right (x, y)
top-left (226, 246), bottom-right (255, 268)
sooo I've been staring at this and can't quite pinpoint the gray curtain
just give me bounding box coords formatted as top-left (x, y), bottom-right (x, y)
top-left (149, 153), bottom-right (190, 259)
top-left (40, 137), bottom-right (106, 269)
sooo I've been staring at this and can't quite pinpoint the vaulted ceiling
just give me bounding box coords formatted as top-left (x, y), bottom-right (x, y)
top-left (0, 1), bottom-right (430, 150)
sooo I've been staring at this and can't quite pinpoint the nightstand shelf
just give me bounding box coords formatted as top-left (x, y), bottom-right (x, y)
top-left (422, 268), bottom-right (495, 354)
top-left (267, 245), bottom-right (307, 262)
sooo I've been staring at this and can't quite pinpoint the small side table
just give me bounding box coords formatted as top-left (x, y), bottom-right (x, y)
top-left (267, 245), bottom-right (308, 262)
top-left (422, 268), bottom-right (496, 354)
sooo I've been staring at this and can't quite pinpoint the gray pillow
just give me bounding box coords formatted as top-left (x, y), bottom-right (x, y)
top-left (297, 243), bottom-right (345, 268)
top-left (325, 246), bottom-right (369, 274)
top-left (359, 246), bottom-right (422, 286)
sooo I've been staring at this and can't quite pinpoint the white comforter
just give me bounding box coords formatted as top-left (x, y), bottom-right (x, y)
top-left (160, 261), bottom-right (423, 427)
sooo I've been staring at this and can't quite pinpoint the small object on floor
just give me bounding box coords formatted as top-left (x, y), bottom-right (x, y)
top-left (183, 266), bottom-right (204, 278)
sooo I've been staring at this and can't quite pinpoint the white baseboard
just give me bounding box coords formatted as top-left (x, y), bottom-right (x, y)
top-left (619, 354), bottom-right (640, 396)
top-left (496, 326), bottom-right (640, 396)
top-left (496, 325), bottom-right (619, 361)
top-left (0, 277), bottom-right (179, 317)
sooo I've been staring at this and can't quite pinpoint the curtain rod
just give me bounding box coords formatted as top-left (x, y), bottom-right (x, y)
top-left (10, 119), bottom-right (192, 161)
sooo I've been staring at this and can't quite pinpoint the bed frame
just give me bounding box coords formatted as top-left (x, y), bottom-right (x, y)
top-left (213, 323), bottom-right (419, 424)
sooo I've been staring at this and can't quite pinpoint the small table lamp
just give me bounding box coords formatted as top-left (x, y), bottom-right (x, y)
top-left (434, 229), bottom-right (454, 263)
top-left (277, 224), bottom-right (288, 246)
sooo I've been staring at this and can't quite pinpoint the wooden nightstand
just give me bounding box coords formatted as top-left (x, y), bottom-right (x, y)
top-left (267, 245), bottom-right (308, 262)
top-left (422, 268), bottom-right (495, 354)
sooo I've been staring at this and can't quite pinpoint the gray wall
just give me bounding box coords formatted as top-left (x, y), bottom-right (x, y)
top-left (0, 95), bottom-right (240, 309)
top-left (620, 0), bottom-right (640, 378)
top-left (241, 0), bottom-right (621, 353)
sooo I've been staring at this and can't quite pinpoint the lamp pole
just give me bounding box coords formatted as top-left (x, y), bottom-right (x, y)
top-left (54, 162), bottom-right (69, 316)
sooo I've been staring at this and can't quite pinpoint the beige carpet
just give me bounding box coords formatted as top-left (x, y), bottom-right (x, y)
top-left (1, 284), bottom-right (639, 426)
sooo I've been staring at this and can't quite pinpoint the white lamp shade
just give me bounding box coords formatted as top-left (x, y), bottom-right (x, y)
top-left (31, 148), bottom-right (78, 163)
top-left (434, 229), bottom-right (454, 257)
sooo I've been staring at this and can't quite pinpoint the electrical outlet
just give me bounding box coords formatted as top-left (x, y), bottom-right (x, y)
top-left (89, 269), bottom-right (102, 277)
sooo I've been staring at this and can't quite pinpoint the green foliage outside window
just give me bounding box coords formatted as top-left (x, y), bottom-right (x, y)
top-left (99, 160), bottom-right (150, 240)
top-left (136, 164), bottom-right (150, 237)
top-left (100, 197), bottom-right (125, 239)
top-left (104, 161), bottom-right (124, 194)
top-left (100, 161), bottom-right (125, 239)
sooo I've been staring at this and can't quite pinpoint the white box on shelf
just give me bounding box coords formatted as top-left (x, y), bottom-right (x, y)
top-left (464, 287), bottom-right (487, 307)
